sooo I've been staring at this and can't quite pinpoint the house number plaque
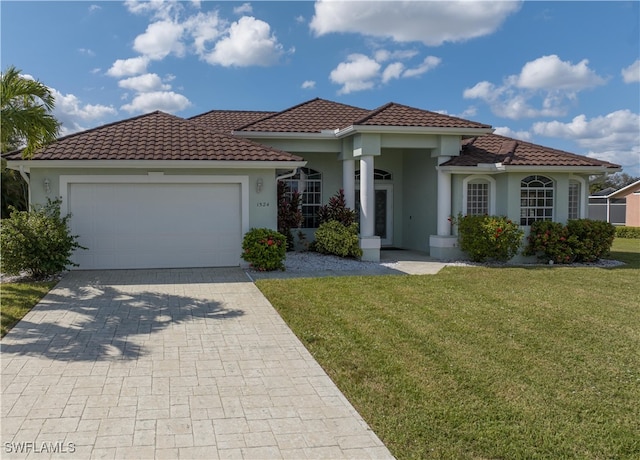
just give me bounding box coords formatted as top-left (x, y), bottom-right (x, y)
top-left (256, 202), bottom-right (270, 207)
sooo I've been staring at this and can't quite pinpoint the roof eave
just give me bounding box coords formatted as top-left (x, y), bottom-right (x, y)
top-left (439, 164), bottom-right (621, 174)
top-left (334, 125), bottom-right (494, 138)
top-left (6, 159), bottom-right (307, 171)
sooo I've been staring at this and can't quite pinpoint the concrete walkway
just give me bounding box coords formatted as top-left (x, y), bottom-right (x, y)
top-left (1, 268), bottom-right (393, 459)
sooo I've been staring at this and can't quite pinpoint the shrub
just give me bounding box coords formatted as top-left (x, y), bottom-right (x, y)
top-left (452, 214), bottom-right (524, 262)
top-left (317, 189), bottom-right (357, 226)
top-left (616, 226), bottom-right (640, 239)
top-left (525, 219), bottom-right (615, 264)
top-left (0, 198), bottom-right (84, 279)
top-left (314, 221), bottom-right (362, 259)
top-left (241, 228), bottom-right (286, 271)
top-left (566, 219), bottom-right (615, 262)
top-left (524, 221), bottom-right (577, 264)
top-left (277, 181), bottom-right (302, 250)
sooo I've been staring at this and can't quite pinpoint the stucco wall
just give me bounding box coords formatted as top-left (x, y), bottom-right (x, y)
top-left (626, 193), bottom-right (640, 227)
top-left (402, 149), bottom-right (437, 252)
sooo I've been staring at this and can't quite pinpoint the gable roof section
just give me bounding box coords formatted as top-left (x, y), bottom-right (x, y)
top-left (236, 98), bottom-right (371, 133)
top-left (188, 110), bottom-right (275, 133)
top-left (3, 111), bottom-right (302, 162)
top-left (442, 134), bottom-right (619, 169)
top-left (354, 102), bottom-right (491, 129)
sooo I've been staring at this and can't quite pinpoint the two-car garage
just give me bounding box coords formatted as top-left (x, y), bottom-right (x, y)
top-left (63, 176), bottom-right (247, 270)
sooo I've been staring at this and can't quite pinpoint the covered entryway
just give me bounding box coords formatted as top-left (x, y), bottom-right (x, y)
top-left (62, 176), bottom-right (247, 269)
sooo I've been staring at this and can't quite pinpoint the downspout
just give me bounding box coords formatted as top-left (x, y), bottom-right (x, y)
top-left (19, 165), bottom-right (31, 209)
top-left (276, 168), bottom-right (299, 182)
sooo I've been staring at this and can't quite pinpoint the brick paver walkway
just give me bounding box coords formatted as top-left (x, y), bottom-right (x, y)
top-left (1, 268), bottom-right (393, 459)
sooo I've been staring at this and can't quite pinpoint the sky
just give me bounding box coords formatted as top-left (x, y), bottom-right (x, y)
top-left (2, 1), bottom-right (639, 176)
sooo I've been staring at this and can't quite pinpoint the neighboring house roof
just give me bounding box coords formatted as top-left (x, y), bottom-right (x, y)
top-left (592, 180), bottom-right (640, 199)
top-left (3, 111), bottom-right (303, 162)
top-left (189, 110), bottom-right (275, 134)
top-left (442, 134), bottom-right (620, 169)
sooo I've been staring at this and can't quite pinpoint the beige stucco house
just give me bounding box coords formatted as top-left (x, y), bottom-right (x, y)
top-left (4, 98), bottom-right (620, 269)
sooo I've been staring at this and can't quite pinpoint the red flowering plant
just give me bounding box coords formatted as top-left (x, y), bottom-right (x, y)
top-left (523, 221), bottom-right (576, 264)
top-left (241, 228), bottom-right (286, 271)
top-left (450, 214), bottom-right (524, 262)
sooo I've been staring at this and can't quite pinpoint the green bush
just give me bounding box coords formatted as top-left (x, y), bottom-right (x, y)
top-left (0, 198), bottom-right (84, 279)
top-left (314, 221), bottom-right (362, 259)
top-left (452, 214), bottom-right (524, 262)
top-left (566, 219), bottom-right (615, 262)
top-left (317, 189), bottom-right (357, 226)
top-left (241, 228), bottom-right (286, 271)
top-left (523, 221), bottom-right (577, 264)
top-left (616, 226), bottom-right (640, 239)
top-left (525, 219), bottom-right (615, 263)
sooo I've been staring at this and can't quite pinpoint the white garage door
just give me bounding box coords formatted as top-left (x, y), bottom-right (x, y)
top-left (68, 182), bottom-right (242, 269)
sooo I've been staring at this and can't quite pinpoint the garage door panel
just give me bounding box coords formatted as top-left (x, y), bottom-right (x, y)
top-left (69, 182), bottom-right (242, 269)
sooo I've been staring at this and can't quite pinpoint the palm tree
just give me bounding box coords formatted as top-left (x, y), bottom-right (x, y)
top-left (1, 65), bottom-right (60, 158)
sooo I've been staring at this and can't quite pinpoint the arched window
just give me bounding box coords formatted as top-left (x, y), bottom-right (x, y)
top-left (520, 175), bottom-right (554, 225)
top-left (283, 167), bottom-right (322, 228)
top-left (463, 176), bottom-right (495, 216)
top-left (354, 169), bottom-right (393, 181)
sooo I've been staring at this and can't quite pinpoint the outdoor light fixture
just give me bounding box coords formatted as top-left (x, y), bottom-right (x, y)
top-left (256, 177), bottom-right (263, 193)
top-left (44, 178), bottom-right (51, 194)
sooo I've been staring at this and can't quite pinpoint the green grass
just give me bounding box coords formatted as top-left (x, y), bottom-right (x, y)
top-left (257, 238), bottom-right (640, 459)
top-left (1, 281), bottom-right (56, 337)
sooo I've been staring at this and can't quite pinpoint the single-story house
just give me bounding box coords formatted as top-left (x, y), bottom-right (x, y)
top-left (4, 97), bottom-right (620, 269)
top-left (589, 180), bottom-right (640, 226)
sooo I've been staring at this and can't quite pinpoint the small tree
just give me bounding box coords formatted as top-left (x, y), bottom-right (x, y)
top-left (1, 198), bottom-right (84, 278)
top-left (317, 189), bottom-right (357, 226)
top-left (277, 181), bottom-right (302, 250)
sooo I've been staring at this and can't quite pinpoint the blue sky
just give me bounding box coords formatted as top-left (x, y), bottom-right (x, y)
top-left (2, 1), bottom-right (639, 175)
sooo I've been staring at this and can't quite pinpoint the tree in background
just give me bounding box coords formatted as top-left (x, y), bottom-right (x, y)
top-left (589, 172), bottom-right (639, 195)
top-left (1, 66), bottom-right (60, 216)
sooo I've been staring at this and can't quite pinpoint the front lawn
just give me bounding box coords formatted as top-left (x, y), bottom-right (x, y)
top-left (257, 238), bottom-right (640, 459)
top-left (1, 281), bottom-right (57, 337)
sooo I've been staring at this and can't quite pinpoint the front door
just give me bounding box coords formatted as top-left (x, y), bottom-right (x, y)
top-left (355, 184), bottom-right (393, 246)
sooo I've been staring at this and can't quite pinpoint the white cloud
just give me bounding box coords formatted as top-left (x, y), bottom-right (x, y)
top-left (121, 91), bottom-right (191, 114)
top-left (107, 57), bottom-right (150, 77)
top-left (88, 5), bottom-right (101, 13)
top-left (330, 54), bottom-right (381, 95)
top-left (234, 3), bottom-right (253, 15)
top-left (205, 16), bottom-right (284, 67)
top-left (310, 0), bottom-right (521, 45)
top-left (533, 110), bottom-right (640, 175)
top-left (622, 59), bottom-right (640, 83)
top-left (295, 15), bottom-right (305, 24)
top-left (493, 126), bottom-right (532, 141)
top-left (78, 48), bottom-right (95, 57)
top-left (382, 62), bottom-right (404, 84)
top-left (125, 0), bottom-right (182, 20)
top-left (402, 56), bottom-right (441, 78)
top-left (464, 55), bottom-right (606, 119)
top-left (183, 11), bottom-right (225, 56)
top-left (49, 88), bottom-right (117, 135)
top-left (118, 73), bottom-right (171, 92)
top-left (133, 20), bottom-right (186, 60)
top-left (375, 49), bottom-right (418, 63)
top-left (301, 80), bottom-right (316, 89)
top-left (517, 55), bottom-right (605, 90)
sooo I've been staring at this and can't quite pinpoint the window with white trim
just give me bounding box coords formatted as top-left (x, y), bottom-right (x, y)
top-left (568, 180), bottom-right (580, 220)
top-left (467, 181), bottom-right (489, 215)
top-left (283, 167), bottom-right (322, 228)
top-left (520, 175), bottom-right (554, 225)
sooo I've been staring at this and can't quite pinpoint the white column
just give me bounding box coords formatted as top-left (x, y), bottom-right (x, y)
top-left (360, 155), bottom-right (375, 237)
top-left (436, 169), bottom-right (452, 236)
top-left (342, 158), bottom-right (355, 210)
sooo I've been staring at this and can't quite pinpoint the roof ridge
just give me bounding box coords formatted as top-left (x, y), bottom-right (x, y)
top-left (188, 109), bottom-right (275, 121)
top-left (353, 102), bottom-right (395, 125)
top-left (354, 101), bottom-right (492, 128)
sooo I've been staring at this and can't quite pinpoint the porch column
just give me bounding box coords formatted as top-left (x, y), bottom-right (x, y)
top-left (360, 155), bottom-right (375, 238)
top-left (353, 133), bottom-right (381, 262)
top-left (342, 157), bottom-right (355, 210)
top-left (436, 168), bottom-right (452, 235)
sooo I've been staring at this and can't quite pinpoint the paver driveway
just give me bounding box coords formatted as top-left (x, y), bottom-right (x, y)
top-left (1, 268), bottom-right (393, 459)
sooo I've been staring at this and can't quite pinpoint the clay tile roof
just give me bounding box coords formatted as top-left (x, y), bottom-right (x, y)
top-left (354, 102), bottom-right (492, 129)
top-left (3, 111), bottom-right (303, 162)
top-left (189, 110), bottom-right (275, 133)
top-left (237, 98), bottom-right (371, 133)
top-left (442, 133), bottom-right (620, 168)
